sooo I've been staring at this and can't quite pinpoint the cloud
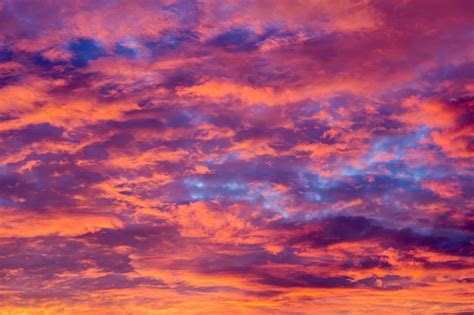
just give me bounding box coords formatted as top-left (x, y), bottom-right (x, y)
top-left (0, 209), bottom-right (122, 237)
top-left (0, 0), bottom-right (473, 314)
top-left (290, 215), bottom-right (473, 256)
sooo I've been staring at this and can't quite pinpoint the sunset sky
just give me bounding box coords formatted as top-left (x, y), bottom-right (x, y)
top-left (0, 0), bottom-right (473, 314)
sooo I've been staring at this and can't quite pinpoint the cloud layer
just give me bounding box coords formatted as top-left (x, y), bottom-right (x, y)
top-left (0, 0), bottom-right (473, 314)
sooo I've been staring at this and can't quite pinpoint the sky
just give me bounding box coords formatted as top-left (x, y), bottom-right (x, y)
top-left (0, 0), bottom-right (473, 314)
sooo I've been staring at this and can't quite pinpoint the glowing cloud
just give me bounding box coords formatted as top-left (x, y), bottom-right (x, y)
top-left (0, 0), bottom-right (473, 314)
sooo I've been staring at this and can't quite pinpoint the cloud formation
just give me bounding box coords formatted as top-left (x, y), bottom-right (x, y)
top-left (0, 0), bottom-right (473, 314)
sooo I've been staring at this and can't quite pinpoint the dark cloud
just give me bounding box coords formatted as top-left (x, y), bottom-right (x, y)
top-left (259, 273), bottom-right (412, 290)
top-left (291, 216), bottom-right (473, 257)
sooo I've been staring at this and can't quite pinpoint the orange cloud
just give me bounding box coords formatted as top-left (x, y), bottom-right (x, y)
top-left (0, 208), bottom-right (122, 237)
